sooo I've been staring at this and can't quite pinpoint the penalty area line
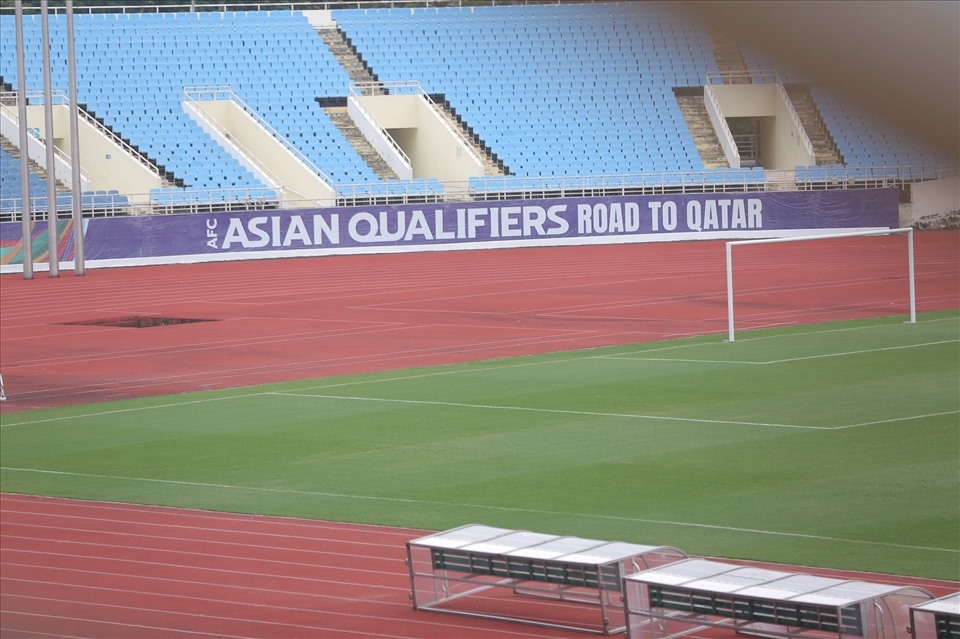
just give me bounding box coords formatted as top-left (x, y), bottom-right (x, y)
top-left (268, 391), bottom-right (822, 430)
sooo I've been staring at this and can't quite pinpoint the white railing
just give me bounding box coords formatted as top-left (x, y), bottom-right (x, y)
top-left (4, 164), bottom-right (955, 222)
top-left (0, 1), bottom-right (563, 16)
top-left (705, 71), bottom-right (816, 160)
top-left (348, 79), bottom-right (485, 173)
top-left (774, 78), bottom-right (816, 159)
top-left (348, 81), bottom-right (413, 178)
top-left (703, 81), bottom-right (740, 168)
top-left (2, 89), bottom-right (163, 185)
top-left (183, 85), bottom-right (333, 192)
top-left (0, 90), bottom-right (93, 186)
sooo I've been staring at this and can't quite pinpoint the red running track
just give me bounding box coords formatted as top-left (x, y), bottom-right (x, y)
top-left (2, 234), bottom-right (959, 637)
top-left (3, 494), bottom-right (958, 639)
top-left (2, 233), bottom-right (957, 413)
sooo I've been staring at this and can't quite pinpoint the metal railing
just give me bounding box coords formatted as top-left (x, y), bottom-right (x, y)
top-left (182, 85), bottom-right (334, 198)
top-left (347, 81), bottom-right (412, 177)
top-left (1, 89), bottom-right (161, 184)
top-left (0, 1), bottom-right (576, 16)
top-left (3, 164), bottom-right (955, 222)
top-left (705, 71), bottom-right (817, 160)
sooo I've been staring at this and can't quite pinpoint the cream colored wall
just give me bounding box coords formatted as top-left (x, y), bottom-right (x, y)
top-left (900, 176), bottom-right (960, 225)
top-left (26, 104), bottom-right (161, 199)
top-left (361, 94), bottom-right (483, 182)
top-left (711, 84), bottom-right (814, 169)
top-left (186, 99), bottom-right (334, 204)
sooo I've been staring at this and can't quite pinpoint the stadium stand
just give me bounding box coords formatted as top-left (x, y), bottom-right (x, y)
top-left (0, 147), bottom-right (46, 209)
top-left (0, 2), bottom-right (955, 215)
top-left (335, 3), bottom-right (720, 178)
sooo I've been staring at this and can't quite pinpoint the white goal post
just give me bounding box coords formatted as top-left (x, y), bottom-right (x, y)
top-left (725, 228), bottom-right (916, 342)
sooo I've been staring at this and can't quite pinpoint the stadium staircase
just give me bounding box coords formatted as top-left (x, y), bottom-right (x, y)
top-left (668, 27), bottom-right (746, 169)
top-left (784, 84), bottom-right (844, 166)
top-left (0, 134), bottom-right (63, 190)
top-left (706, 27), bottom-right (751, 82)
top-left (313, 25), bottom-right (397, 180)
top-left (673, 87), bottom-right (728, 169)
top-left (431, 98), bottom-right (509, 177)
top-left (316, 21), bottom-right (506, 179)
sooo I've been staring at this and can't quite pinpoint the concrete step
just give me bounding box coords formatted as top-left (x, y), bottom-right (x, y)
top-left (0, 132), bottom-right (70, 191)
top-left (323, 107), bottom-right (398, 181)
top-left (315, 24), bottom-right (506, 179)
top-left (706, 28), bottom-right (751, 83)
top-left (675, 90), bottom-right (728, 169)
top-left (316, 26), bottom-right (379, 87)
top-left (785, 85), bottom-right (844, 165)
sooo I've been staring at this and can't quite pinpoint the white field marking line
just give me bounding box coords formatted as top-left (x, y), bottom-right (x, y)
top-left (1, 509), bottom-right (412, 548)
top-left (0, 609), bottom-right (246, 639)
top-left (3, 316), bottom-right (953, 428)
top-left (0, 595), bottom-right (414, 639)
top-left (837, 410), bottom-right (960, 429)
top-left (0, 496), bottom-right (421, 538)
top-left (0, 578), bottom-right (535, 639)
top-left (273, 392), bottom-right (959, 432)
top-left (2, 536), bottom-right (403, 583)
top-left (0, 393), bottom-right (270, 429)
top-left (600, 339), bottom-right (959, 365)
top-left (1, 555), bottom-right (458, 638)
top-left (4, 320), bottom-right (414, 368)
top-left (0, 625), bottom-right (87, 639)
top-left (0, 341), bottom-right (603, 424)
top-left (1, 467), bottom-right (955, 555)
top-left (0, 595), bottom-right (544, 639)
top-left (0, 325), bottom-right (604, 405)
top-left (11, 493), bottom-right (953, 599)
top-left (4, 318), bottom-right (590, 378)
top-left (0, 575), bottom-right (408, 610)
top-left (271, 391), bottom-right (818, 429)
top-left (3, 552), bottom-right (407, 595)
top-left (2, 526), bottom-right (400, 563)
top-left (1, 518), bottom-right (401, 554)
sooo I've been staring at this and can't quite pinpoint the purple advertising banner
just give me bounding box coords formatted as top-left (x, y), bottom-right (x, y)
top-left (1, 189), bottom-right (899, 266)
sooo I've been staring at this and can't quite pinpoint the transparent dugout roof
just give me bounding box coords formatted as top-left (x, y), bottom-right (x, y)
top-left (410, 524), bottom-right (686, 566)
top-left (625, 558), bottom-right (933, 607)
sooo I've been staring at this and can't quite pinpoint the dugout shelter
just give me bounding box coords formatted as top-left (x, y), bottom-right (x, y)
top-left (406, 524), bottom-right (687, 635)
top-left (622, 558), bottom-right (934, 639)
top-left (909, 592), bottom-right (960, 639)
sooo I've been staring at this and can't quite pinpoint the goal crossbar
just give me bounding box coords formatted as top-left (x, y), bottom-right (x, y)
top-left (725, 228), bottom-right (916, 342)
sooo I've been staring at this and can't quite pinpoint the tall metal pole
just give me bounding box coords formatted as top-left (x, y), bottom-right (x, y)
top-left (15, 0), bottom-right (34, 279)
top-left (725, 241), bottom-right (735, 342)
top-left (41, 0), bottom-right (59, 277)
top-left (907, 228), bottom-right (916, 324)
top-left (66, 0), bottom-right (84, 275)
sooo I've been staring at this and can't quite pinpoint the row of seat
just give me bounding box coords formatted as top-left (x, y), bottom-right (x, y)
top-left (2, 2), bottom-right (948, 207)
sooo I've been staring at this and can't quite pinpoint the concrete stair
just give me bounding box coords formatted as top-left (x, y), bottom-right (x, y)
top-left (674, 87), bottom-right (728, 169)
top-left (323, 106), bottom-right (398, 180)
top-left (671, 27), bottom-right (751, 169)
top-left (784, 84), bottom-right (844, 165)
top-left (315, 24), bottom-right (506, 179)
top-left (314, 26), bottom-right (397, 180)
top-left (431, 98), bottom-right (508, 176)
top-left (706, 27), bottom-right (751, 82)
top-left (0, 133), bottom-right (70, 192)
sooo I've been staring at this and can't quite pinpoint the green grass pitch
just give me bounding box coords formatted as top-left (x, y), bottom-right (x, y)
top-left (2, 311), bottom-right (958, 580)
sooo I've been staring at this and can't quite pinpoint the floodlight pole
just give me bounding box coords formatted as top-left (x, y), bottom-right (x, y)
top-left (15, 0), bottom-right (34, 279)
top-left (66, 0), bottom-right (84, 275)
top-left (41, 0), bottom-right (59, 277)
